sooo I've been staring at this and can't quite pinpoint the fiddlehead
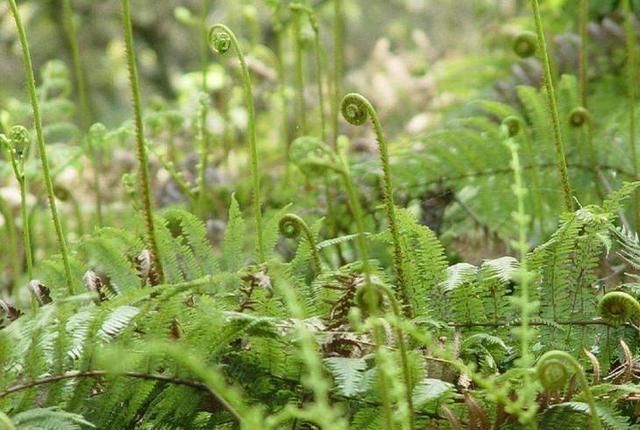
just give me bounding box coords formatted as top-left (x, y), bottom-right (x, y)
top-left (529, 0), bottom-right (574, 211)
top-left (279, 213), bottom-right (321, 274)
top-left (120, 0), bottom-right (164, 284)
top-left (7, 0), bottom-right (73, 292)
top-left (598, 291), bottom-right (640, 326)
top-left (512, 31), bottom-right (537, 58)
top-left (569, 107), bottom-right (592, 128)
top-left (502, 116), bottom-right (522, 137)
top-left (340, 93), bottom-right (410, 317)
top-left (209, 24), bottom-right (265, 263)
top-left (536, 351), bottom-right (602, 430)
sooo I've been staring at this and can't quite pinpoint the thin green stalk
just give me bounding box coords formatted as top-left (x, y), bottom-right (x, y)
top-left (578, 0), bottom-right (588, 108)
top-left (291, 3), bottom-right (327, 142)
top-left (623, 0), bottom-right (640, 228)
top-left (503, 122), bottom-right (539, 425)
top-left (196, 94), bottom-right (211, 216)
top-left (0, 196), bottom-right (19, 288)
top-left (332, 0), bottom-right (344, 147)
top-left (273, 16), bottom-right (291, 181)
top-left (120, 0), bottom-right (164, 283)
top-left (209, 24), bottom-right (265, 262)
top-left (341, 93), bottom-right (410, 316)
top-left (62, 0), bottom-right (92, 130)
top-left (293, 11), bottom-right (307, 135)
top-left (7, 0), bottom-right (73, 292)
top-left (87, 123), bottom-right (105, 226)
top-left (530, 0), bottom-right (574, 211)
top-left (200, 0), bottom-right (211, 91)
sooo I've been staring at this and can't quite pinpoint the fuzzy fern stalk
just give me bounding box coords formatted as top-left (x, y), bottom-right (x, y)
top-left (0, 196), bottom-right (19, 287)
top-left (291, 3), bottom-right (327, 141)
top-left (1, 127), bottom-right (33, 285)
top-left (578, 0), bottom-right (589, 108)
top-left (332, 0), bottom-right (344, 147)
top-left (279, 213), bottom-right (322, 274)
top-left (529, 0), bottom-right (574, 211)
top-left (87, 123), bottom-right (106, 226)
top-left (120, 0), bottom-right (164, 283)
top-left (341, 93), bottom-right (411, 315)
top-left (623, 0), bottom-right (640, 228)
top-left (536, 351), bottom-right (602, 430)
top-left (199, 0), bottom-right (211, 91)
top-left (502, 120), bottom-right (539, 425)
top-left (7, 0), bottom-right (73, 292)
top-left (209, 24), bottom-right (265, 262)
top-left (196, 93), bottom-right (211, 216)
top-left (292, 9), bottom-right (307, 135)
top-left (62, 0), bottom-right (92, 131)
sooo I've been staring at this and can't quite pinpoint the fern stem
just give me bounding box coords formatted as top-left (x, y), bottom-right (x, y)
top-left (0, 196), bottom-right (19, 289)
top-left (291, 3), bottom-right (327, 141)
top-left (8, 0), bottom-right (73, 293)
top-left (209, 24), bottom-right (265, 263)
top-left (293, 11), bottom-right (307, 135)
top-left (578, 0), bottom-right (588, 108)
top-left (623, 0), bottom-right (640, 228)
top-left (332, 0), bottom-right (344, 147)
top-left (530, 0), bottom-right (574, 211)
top-left (62, 0), bottom-right (92, 130)
top-left (341, 93), bottom-right (411, 316)
top-left (120, 0), bottom-right (164, 284)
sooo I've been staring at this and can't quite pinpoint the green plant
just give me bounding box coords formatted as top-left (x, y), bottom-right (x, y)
top-left (341, 93), bottom-right (410, 314)
top-left (209, 24), bottom-right (265, 263)
top-left (7, 0), bottom-right (73, 293)
top-left (529, 0), bottom-right (574, 211)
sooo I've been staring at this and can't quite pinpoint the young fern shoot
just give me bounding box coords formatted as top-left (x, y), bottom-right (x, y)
top-left (1, 127), bottom-right (33, 283)
top-left (7, 0), bottom-right (73, 292)
top-left (120, 0), bottom-right (164, 283)
top-left (209, 24), bottom-right (265, 263)
top-left (279, 213), bottom-right (322, 274)
top-left (529, 0), bottom-right (574, 211)
top-left (340, 93), bottom-right (410, 315)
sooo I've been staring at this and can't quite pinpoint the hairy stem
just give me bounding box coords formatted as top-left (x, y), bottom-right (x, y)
top-left (209, 24), bottom-right (265, 262)
top-left (530, 0), bottom-right (574, 211)
top-left (623, 0), bottom-right (640, 228)
top-left (120, 0), bottom-right (164, 283)
top-left (341, 94), bottom-right (410, 316)
top-left (8, 0), bottom-right (73, 292)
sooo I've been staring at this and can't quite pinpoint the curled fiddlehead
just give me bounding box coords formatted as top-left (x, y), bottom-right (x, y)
top-left (279, 213), bottom-right (321, 274)
top-left (340, 93), bottom-right (410, 317)
top-left (598, 291), bottom-right (640, 326)
top-left (290, 136), bottom-right (342, 176)
top-left (513, 31), bottom-right (537, 58)
top-left (209, 24), bottom-right (265, 263)
top-left (502, 116), bottom-right (522, 137)
top-left (536, 350), bottom-right (602, 430)
top-left (569, 107), bottom-right (592, 128)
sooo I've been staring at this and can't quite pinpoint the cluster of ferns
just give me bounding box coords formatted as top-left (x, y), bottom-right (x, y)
top-left (3, 0), bottom-right (640, 429)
